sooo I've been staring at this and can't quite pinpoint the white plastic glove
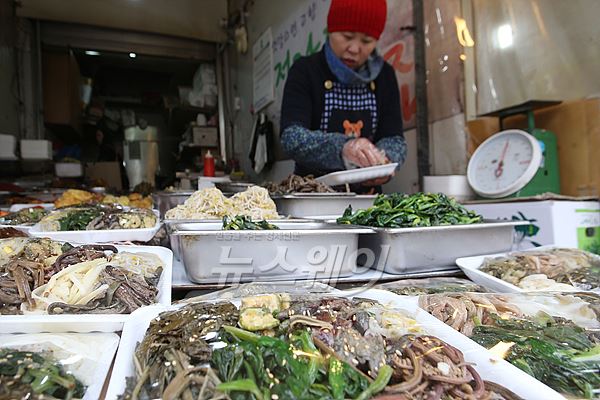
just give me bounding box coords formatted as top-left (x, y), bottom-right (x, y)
top-left (342, 138), bottom-right (386, 169)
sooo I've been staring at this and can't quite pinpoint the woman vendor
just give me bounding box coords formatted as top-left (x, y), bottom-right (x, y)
top-left (280, 0), bottom-right (406, 191)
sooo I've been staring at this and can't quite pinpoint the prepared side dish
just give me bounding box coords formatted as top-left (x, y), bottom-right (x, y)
top-left (420, 292), bottom-right (600, 398)
top-left (38, 205), bottom-right (157, 231)
top-left (120, 294), bottom-right (519, 400)
top-left (0, 238), bottom-right (163, 315)
top-left (165, 186), bottom-right (279, 220)
top-left (0, 207), bottom-right (48, 226)
top-left (337, 193), bottom-right (482, 228)
top-left (480, 248), bottom-right (600, 292)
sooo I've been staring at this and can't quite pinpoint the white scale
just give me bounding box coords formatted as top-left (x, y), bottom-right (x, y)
top-left (467, 129), bottom-right (542, 199)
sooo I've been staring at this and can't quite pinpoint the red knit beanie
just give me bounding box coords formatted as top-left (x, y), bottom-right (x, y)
top-left (327, 0), bottom-right (387, 40)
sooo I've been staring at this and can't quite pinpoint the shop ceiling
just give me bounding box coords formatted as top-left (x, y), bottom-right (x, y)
top-left (15, 0), bottom-right (227, 42)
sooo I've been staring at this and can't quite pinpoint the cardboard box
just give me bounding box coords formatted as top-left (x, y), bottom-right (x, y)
top-left (85, 162), bottom-right (122, 191)
top-left (192, 126), bottom-right (218, 147)
top-left (467, 200), bottom-right (600, 253)
top-left (467, 99), bottom-right (600, 197)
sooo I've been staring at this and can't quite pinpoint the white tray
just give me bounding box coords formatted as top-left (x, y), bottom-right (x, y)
top-left (29, 218), bottom-right (162, 243)
top-left (0, 332), bottom-right (119, 400)
top-left (105, 289), bottom-right (563, 400)
top-left (0, 244), bottom-right (173, 333)
top-left (315, 163), bottom-right (398, 186)
top-left (455, 245), bottom-right (596, 293)
top-left (0, 223), bottom-right (33, 234)
top-left (9, 203), bottom-right (54, 212)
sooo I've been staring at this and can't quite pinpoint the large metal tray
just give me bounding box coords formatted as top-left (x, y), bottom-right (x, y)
top-left (357, 220), bottom-right (529, 274)
top-left (171, 221), bottom-right (372, 283)
top-left (272, 194), bottom-right (376, 219)
top-left (151, 190), bottom-right (194, 218)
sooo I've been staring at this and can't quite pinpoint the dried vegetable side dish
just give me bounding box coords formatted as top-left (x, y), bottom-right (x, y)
top-left (0, 207), bottom-right (48, 226)
top-left (264, 174), bottom-right (336, 195)
top-left (120, 294), bottom-right (519, 400)
top-left (0, 238), bottom-right (163, 315)
top-left (480, 248), bottom-right (600, 292)
top-left (419, 292), bottom-right (600, 399)
top-left (337, 193), bottom-right (482, 228)
top-left (38, 205), bottom-right (157, 231)
top-left (165, 186), bottom-right (280, 220)
top-left (375, 277), bottom-right (487, 296)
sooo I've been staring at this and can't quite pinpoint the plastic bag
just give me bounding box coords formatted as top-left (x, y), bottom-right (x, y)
top-left (418, 291), bottom-right (600, 399)
top-left (0, 332), bottom-right (119, 400)
top-left (374, 276), bottom-right (487, 295)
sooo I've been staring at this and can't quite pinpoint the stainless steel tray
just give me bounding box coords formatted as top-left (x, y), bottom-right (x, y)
top-left (170, 221), bottom-right (373, 283)
top-left (152, 191), bottom-right (194, 218)
top-left (273, 194), bottom-right (376, 219)
top-left (357, 220), bottom-right (529, 274)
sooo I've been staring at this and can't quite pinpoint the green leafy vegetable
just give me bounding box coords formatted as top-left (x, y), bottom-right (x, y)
top-left (213, 326), bottom-right (369, 400)
top-left (337, 192), bottom-right (482, 228)
top-left (222, 215), bottom-right (280, 230)
top-left (58, 208), bottom-right (102, 231)
top-left (0, 349), bottom-right (85, 399)
top-left (470, 313), bottom-right (600, 399)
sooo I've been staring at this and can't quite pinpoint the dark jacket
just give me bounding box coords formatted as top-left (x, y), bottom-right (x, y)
top-left (280, 48), bottom-right (406, 177)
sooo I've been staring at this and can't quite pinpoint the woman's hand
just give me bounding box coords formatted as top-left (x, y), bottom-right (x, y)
top-left (342, 138), bottom-right (386, 167)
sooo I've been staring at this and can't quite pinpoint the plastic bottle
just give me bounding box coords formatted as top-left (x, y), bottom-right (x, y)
top-left (203, 150), bottom-right (215, 177)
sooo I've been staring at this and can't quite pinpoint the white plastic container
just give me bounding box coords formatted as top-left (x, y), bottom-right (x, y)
top-left (20, 139), bottom-right (52, 160)
top-left (0, 245), bottom-right (173, 333)
top-left (55, 162), bottom-right (83, 177)
top-left (316, 163), bottom-right (398, 186)
top-left (105, 289), bottom-right (564, 400)
top-left (0, 133), bottom-right (17, 160)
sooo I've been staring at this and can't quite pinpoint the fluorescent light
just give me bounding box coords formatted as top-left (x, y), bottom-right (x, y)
top-left (85, 50), bottom-right (100, 56)
top-left (497, 24), bottom-right (513, 49)
top-left (129, 52), bottom-right (137, 58)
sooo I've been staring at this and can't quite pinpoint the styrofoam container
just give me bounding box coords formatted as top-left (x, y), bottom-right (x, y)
top-left (0, 245), bottom-right (173, 333)
top-left (29, 213), bottom-right (162, 243)
top-left (315, 163), bottom-right (398, 186)
top-left (0, 332), bottom-right (120, 400)
top-left (20, 139), bottom-right (52, 160)
top-left (9, 203), bottom-right (54, 212)
top-left (105, 289), bottom-right (563, 400)
top-left (55, 162), bottom-right (83, 177)
top-left (0, 133), bottom-right (17, 160)
top-left (455, 244), bottom-right (598, 293)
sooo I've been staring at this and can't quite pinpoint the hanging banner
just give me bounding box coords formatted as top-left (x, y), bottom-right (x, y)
top-left (253, 27), bottom-right (275, 112)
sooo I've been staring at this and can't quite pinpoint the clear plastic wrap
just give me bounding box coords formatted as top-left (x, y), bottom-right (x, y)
top-left (374, 277), bottom-right (487, 295)
top-left (0, 332), bottom-right (119, 400)
top-left (418, 291), bottom-right (600, 398)
top-left (106, 289), bottom-right (563, 399)
top-left (478, 247), bottom-right (600, 292)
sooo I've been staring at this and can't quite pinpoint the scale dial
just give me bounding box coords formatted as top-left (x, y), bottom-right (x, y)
top-left (467, 129), bottom-right (542, 198)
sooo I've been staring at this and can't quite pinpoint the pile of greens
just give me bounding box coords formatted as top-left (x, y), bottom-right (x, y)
top-left (58, 207), bottom-right (102, 231)
top-left (471, 313), bottom-right (600, 399)
top-left (222, 215), bottom-right (280, 230)
top-left (213, 326), bottom-right (391, 400)
top-left (337, 192), bottom-right (482, 228)
top-left (0, 349), bottom-right (85, 399)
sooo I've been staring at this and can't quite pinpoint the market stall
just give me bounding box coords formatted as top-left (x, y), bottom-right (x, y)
top-left (1, 0), bottom-right (600, 399)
